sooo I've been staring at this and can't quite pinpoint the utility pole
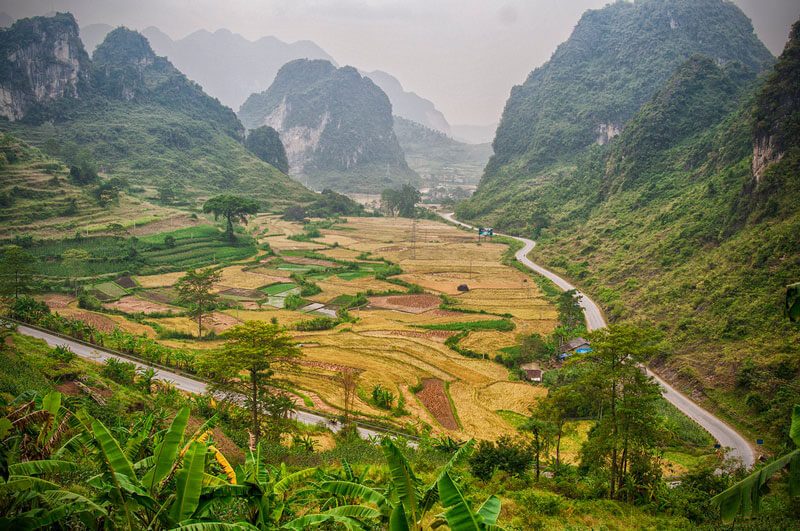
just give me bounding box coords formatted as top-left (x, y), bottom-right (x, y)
top-left (410, 217), bottom-right (417, 259)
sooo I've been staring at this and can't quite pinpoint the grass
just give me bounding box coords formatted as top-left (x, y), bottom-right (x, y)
top-left (92, 281), bottom-right (128, 299)
top-left (418, 319), bottom-right (515, 332)
top-left (261, 283), bottom-right (297, 295)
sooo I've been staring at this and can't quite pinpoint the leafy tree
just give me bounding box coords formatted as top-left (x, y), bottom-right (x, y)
top-left (203, 194), bottom-right (260, 241)
top-left (381, 184), bottom-right (421, 217)
top-left (577, 324), bottom-right (664, 499)
top-left (536, 386), bottom-right (578, 475)
top-left (0, 245), bottom-right (36, 299)
top-left (556, 288), bottom-right (584, 333)
top-left (61, 248), bottom-right (90, 297)
top-left (174, 268), bottom-right (221, 338)
top-left (245, 125), bottom-right (289, 173)
top-left (522, 411), bottom-right (557, 480)
top-left (468, 436), bottom-right (535, 481)
top-left (282, 205), bottom-right (307, 222)
top-left (199, 320), bottom-right (301, 444)
top-left (106, 222), bottom-right (128, 240)
top-left (68, 148), bottom-right (98, 185)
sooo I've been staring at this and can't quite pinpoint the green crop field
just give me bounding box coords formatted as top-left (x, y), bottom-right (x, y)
top-left (91, 281), bottom-right (128, 298)
top-left (261, 283), bottom-right (297, 295)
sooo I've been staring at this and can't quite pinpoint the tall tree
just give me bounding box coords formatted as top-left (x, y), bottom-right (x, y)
top-left (522, 409), bottom-right (557, 480)
top-left (577, 324), bottom-right (663, 499)
top-left (381, 184), bottom-right (420, 218)
top-left (199, 321), bottom-right (302, 444)
top-left (202, 195), bottom-right (260, 241)
top-left (61, 248), bottom-right (90, 298)
top-left (0, 245), bottom-right (36, 299)
top-left (174, 268), bottom-right (221, 338)
top-left (556, 288), bottom-right (584, 334)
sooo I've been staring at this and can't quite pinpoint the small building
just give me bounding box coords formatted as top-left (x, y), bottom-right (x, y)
top-left (558, 337), bottom-right (591, 359)
top-left (520, 362), bottom-right (543, 382)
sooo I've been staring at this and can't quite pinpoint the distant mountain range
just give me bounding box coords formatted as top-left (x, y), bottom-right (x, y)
top-left (238, 59), bottom-right (419, 193)
top-left (0, 14), bottom-right (311, 205)
top-left (79, 23), bottom-right (453, 136)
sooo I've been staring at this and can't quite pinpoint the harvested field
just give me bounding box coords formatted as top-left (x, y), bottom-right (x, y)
top-left (115, 275), bottom-right (137, 289)
top-left (477, 381), bottom-right (547, 415)
top-left (104, 296), bottom-right (177, 315)
top-left (138, 288), bottom-right (178, 305)
top-left (282, 256), bottom-right (339, 268)
top-left (134, 271), bottom-right (184, 288)
top-left (417, 378), bottom-right (458, 430)
top-left (368, 294), bottom-right (442, 314)
top-left (218, 287), bottom-right (264, 300)
top-left (56, 309), bottom-right (117, 332)
top-left (360, 330), bottom-right (457, 343)
top-left (216, 266), bottom-right (272, 291)
top-left (204, 312), bottom-right (241, 333)
top-left (89, 290), bottom-right (114, 301)
top-left (36, 294), bottom-right (74, 309)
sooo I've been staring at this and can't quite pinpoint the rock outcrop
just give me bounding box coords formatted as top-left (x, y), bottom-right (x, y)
top-left (238, 59), bottom-right (418, 192)
top-left (0, 13), bottom-right (90, 120)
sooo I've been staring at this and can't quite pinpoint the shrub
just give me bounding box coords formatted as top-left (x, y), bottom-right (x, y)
top-left (100, 357), bottom-right (136, 385)
top-left (78, 292), bottom-right (103, 311)
top-left (371, 384), bottom-right (394, 409)
top-left (49, 344), bottom-right (76, 363)
top-left (284, 294), bottom-right (305, 311)
top-left (164, 235), bottom-right (176, 248)
top-left (469, 436), bottom-right (534, 481)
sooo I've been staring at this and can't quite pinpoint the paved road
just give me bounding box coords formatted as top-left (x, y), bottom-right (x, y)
top-left (15, 324), bottom-right (393, 442)
top-left (440, 212), bottom-right (755, 468)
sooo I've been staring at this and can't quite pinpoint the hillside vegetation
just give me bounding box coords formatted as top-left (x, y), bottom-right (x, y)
top-left (459, 18), bottom-right (800, 449)
top-left (0, 18), bottom-right (312, 206)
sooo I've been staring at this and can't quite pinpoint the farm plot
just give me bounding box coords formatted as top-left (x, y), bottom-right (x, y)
top-left (417, 378), bottom-right (459, 430)
top-left (91, 281), bottom-right (128, 299)
top-left (104, 296), bottom-right (178, 315)
top-left (367, 294), bottom-right (443, 314)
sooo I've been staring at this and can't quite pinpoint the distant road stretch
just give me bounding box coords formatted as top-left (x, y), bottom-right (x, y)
top-left (15, 324), bottom-right (396, 442)
top-left (440, 212), bottom-right (755, 468)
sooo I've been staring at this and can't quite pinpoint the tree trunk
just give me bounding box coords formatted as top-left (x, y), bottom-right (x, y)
top-left (534, 433), bottom-right (540, 480)
top-left (226, 215), bottom-right (234, 241)
top-left (251, 369), bottom-right (259, 443)
top-left (555, 429), bottom-right (562, 475)
top-left (610, 379), bottom-right (617, 498)
top-left (198, 311), bottom-right (202, 339)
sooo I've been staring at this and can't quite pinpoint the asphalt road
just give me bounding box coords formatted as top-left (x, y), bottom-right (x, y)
top-left (440, 212), bottom-right (755, 468)
top-left (15, 324), bottom-right (392, 442)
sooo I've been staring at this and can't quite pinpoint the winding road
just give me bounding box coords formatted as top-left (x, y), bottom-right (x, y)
top-left (13, 323), bottom-right (403, 443)
top-left (441, 212), bottom-right (755, 468)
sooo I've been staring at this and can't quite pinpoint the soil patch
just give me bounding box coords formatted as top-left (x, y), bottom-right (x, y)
top-left (55, 380), bottom-right (82, 397)
top-left (64, 311), bottom-right (118, 332)
top-left (367, 294), bottom-right (442, 314)
top-left (219, 287), bottom-right (264, 300)
top-left (422, 309), bottom-right (465, 317)
top-left (37, 294), bottom-right (75, 309)
top-left (205, 312), bottom-right (241, 333)
top-left (139, 288), bottom-right (178, 305)
top-left (90, 290), bottom-right (114, 301)
top-left (417, 378), bottom-right (458, 430)
top-left (105, 296), bottom-right (177, 315)
top-left (115, 275), bottom-right (137, 289)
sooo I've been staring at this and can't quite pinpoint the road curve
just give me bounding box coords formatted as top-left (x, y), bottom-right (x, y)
top-left (440, 212), bottom-right (755, 468)
top-left (14, 324), bottom-right (395, 442)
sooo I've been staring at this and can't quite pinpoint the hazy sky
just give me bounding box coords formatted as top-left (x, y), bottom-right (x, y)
top-left (2, 0), bottom-right (798, 125)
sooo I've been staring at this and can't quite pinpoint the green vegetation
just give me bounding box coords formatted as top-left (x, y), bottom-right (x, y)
top-left (457, 13), bottom-right (800, 451)
top-left (202, 194), bottom-right (260, 241)
top-left (245, 125), bottom-right (289, 173)
top-left (419, 319), bottom-right (515, 332)
top-left (174, 268), bottom-right (221, 338)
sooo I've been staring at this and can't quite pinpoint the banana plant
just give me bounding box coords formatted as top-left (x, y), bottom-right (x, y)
top-left (295, 438), bottom-right (481, 530)
top-left (197, 442), bottom-right (322, 529)
top-left (435, 471), bottom-right (503, 531)
top-left (711, 404), bottom-right (800, 522)
top-left (84, 406), bottom-right (240, 529)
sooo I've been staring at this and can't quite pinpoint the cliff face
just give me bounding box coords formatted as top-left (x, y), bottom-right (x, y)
top-left (239, 59), bottom-right (418, 192)
top-left (0, 13), bottom-right (90, 120)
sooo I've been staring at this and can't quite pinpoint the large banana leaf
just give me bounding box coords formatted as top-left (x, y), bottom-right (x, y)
top-left (0, 477), bottom-right (60, 493)
top-left (171, 522), bottom-right (259, 530)
top-left (323, 504), bottom-right (382, 519)
top-left (41, 391), bottom-right (61, 417)
top-left (280, 514), bottom-right (362, 530)
top-left (169, 441), bottom-right (208, 524)
top-left (438, 472), bottom-right (482, 531)
top-left (381, 438), bottom-right (419, 527)
top-left (91, 418), bottom-right (136, 479)
top-left (142, 407), bottom-right (190, 492)
top-left (421, 440), bottom-right (476, 515)
top-left (389, 504), bottom-right (410, 531)
top-left (8, 460), bottom-right (77, 476)
top-left (273, 467), bottom-right (318, 496)
top-left (711, 404), bottom-right (800, 521)
top-left (319, 481), bottom-right (391, 515)
top-left (476, 496), bottom-right (501, 525)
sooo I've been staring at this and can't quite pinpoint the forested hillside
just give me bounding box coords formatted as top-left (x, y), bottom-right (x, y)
top-left (459, 15), bottom-right (800, 448)
top-left (0, 16), bottom-right (312, 206)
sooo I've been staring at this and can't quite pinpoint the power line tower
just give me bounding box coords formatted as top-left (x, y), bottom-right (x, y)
top-left (410, 217), bottom-right (417, 259)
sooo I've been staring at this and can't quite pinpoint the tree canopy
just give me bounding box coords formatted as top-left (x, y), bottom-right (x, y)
top-left (202, 194), bottom-right (260, 241)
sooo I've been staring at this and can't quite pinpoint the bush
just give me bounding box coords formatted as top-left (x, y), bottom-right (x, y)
top-left (78, 292), bottom-right (103, 311)
top-left (100, 357), bottom-right (136, 385)
top-left (164, 235), bottom-right (176, 248)
top-left (284, 294), bottom-right (305, 311)
top-left (469, 436), bottom-right (534, 481)
top-left (49, 344), bottom-right (76, 363)
top-left (371, 384), bottom-right (394, 409)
